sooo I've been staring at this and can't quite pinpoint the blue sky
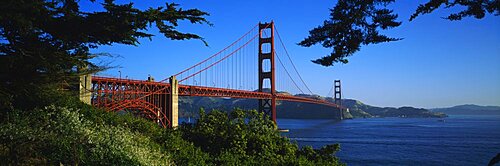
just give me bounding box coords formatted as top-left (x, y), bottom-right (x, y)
top-left (85, 1), bottom-right (500, 108)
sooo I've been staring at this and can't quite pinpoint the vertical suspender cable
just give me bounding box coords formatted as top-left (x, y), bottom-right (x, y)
top-left (274, 27), bottom-right (314, 95)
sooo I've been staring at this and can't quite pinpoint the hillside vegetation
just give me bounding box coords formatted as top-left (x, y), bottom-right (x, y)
top-left (342, 99), bottom-right (447, 118)
top-left (0, 95), bottom-right (344, 165)
top-left (430, 104), bottom-right (500, 115)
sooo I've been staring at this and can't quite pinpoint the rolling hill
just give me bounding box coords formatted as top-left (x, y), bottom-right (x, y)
top-left (430, 104), bottom-right (500, 115)
top-left (178, 93), bottom-right (447, 119)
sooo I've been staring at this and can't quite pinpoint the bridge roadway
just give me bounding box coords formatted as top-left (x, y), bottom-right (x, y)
top-left (91, 76), bottom-right (340, 108)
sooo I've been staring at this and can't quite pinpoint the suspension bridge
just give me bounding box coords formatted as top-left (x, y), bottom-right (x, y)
top-left (79, 22), bottom-right (344, 128)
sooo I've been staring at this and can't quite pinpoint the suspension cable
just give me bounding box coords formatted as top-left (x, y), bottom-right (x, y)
top-left (275, 51), bottom-right (305, 94)
top-left (158, 24), bottom-right (259, 82)
top-left (274, 26), bottom-right (314, 95)
top-left (179, 33), bottom-right (260, 83)
top-left (178, 23), bottom-right (271, 83)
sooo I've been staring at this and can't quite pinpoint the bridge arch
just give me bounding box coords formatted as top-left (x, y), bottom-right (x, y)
top-left (109, 99), bottom-right (169, 128)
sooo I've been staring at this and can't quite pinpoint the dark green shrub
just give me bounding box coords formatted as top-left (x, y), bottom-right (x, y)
top-left (180, 109), bottom-right (344, 166)
top-left (0, 98), bottom-right (343, 165)
top-left (0, 105), bottom-right (171, 165)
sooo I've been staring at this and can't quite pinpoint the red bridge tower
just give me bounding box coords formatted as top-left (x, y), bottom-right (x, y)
top-left (334, 80), bottom-right (343, 120)
top-left (258, 22), bottom-right (277, 123)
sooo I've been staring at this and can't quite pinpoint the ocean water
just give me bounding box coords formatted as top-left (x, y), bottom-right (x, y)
top-left (278, 115), bottom-right (500, 166)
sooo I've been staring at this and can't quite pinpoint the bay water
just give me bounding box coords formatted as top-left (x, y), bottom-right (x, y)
top-left (278, 115), bottom-right (500, 166)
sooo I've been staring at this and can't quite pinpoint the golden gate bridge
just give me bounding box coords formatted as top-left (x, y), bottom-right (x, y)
top-left (80, 22), bottom-right (344, 128)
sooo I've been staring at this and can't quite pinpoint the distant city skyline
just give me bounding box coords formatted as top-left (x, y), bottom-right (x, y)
top-left (84, 1), bottom-right (500, 108)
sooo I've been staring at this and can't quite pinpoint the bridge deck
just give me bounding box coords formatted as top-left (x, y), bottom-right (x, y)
top-left (91, 76), bottom-right (340, 108)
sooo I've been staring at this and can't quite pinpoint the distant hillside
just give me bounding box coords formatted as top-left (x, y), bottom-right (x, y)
top-left (341, 99), bottom-right (447, 118)
top-left (430, 104), bottom-right (500, 115)
top-left (177, 92), bottom-right (446, 119)
top-left (178, 93), bottom-right (349, 120)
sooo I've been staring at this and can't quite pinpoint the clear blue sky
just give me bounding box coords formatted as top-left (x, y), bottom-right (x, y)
top-left (85, 1), bottom-right (500, 108)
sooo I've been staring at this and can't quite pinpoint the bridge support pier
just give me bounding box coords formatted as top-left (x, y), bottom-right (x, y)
top-left (79, 67), bottom-right (92, 105)
top-left (168, 76), bottom-right (179, 128)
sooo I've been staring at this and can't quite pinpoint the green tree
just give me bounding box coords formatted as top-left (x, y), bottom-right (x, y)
top-left (0, 98), bottom-right (344, 165)
top-left (298, 0), bottom-right (401, 66)
top-left (300, 0), bottom-right (500, 67)
top-left (411, 0), bottom-right (500, 21)
top-left (0, 0), bottom-right (210, 110)
top-left (180, 109), bottom-right (344, 165)
top-left (0, 105), bottom-right (172, 165)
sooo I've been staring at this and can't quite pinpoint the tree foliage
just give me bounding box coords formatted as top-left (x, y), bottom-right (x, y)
top-left (410, 0), bottom-right (500, 21)
top-left (0, 0), bottom-right (210, 110)
top-left (0, 105), bottom-right (172, 165)
top-left (180, 109), bottom-right (344, 165)
top-left (0, 101), bottom-right (344, 165)
top-left (300, 0), bottom-right (499, 67)
top-left (298, 0), bottom-right (401, 66)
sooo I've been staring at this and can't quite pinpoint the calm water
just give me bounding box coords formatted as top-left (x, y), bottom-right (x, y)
top-left (278, 115), bottom-right (500, 166)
